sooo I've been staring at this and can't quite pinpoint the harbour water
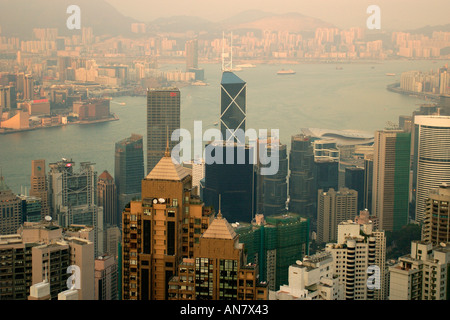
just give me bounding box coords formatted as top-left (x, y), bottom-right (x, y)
top-left (0, 59), bottom-right (444, 193)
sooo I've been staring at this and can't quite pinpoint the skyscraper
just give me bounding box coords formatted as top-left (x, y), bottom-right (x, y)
top-left (97, 170), bottom-right (117, 227)
top-left (220, 71), bottom-right (246, 143)
top-left (256, 140), bottom-right (288, 216)
top-left (314, 159), bottom-right (339, 193)
top-left (389, 241), bottom-right (450, 300)
top-left (121, 150), bottom-right (214, 300)
top-left (203, 141), bottom-right (255, 223)
top-left (325, 220), bottom-right (386, 300)
top-left (115, 134), bottom-right (144, 226)
top-left (364, 154), bottom-right (374, 212)
top-left (30, 159), bottom-right (50, 219)
top-left (0, 176), bottom-right (21, 235)
top-left (288, 134), bottom-right (315, 217)
top-left (344, 166), bottom-right (365, 212)
top-left (235, 213), bottom-right (310, 291)
top-left (191, 212), bottom-right (268, 300)
top-left (185, 39), bottom-right (198, 71)
top-left (146, 88), bottom-right (180, 174)
top-left (48, 159), bottom-right (103, 257)
top-left (317, 188), bottom-right (358, 243)
top-left (412, 116), bottom-right (450, 223)
top-left (95, 254), bottom-right (118, 300)
top-left (372, 130), bottom-right (411, 231)
top-left (422, 184), bottom-right (450, 245)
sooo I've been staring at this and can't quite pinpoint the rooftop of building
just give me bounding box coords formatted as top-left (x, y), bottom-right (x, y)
top-left (301, 128), bottom-right (374, 146)
top-left (221, 71), bottom-right (246, 85)
top-left (202, 211), bottom-right (237, 240)
top-left (145, 152), bottom-right (191, 182)
top-left (98, 170), bottom-right (114, 181)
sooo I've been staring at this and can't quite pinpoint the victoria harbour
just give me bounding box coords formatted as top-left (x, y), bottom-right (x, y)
top-left (0, 60), bottom-right (439, 194)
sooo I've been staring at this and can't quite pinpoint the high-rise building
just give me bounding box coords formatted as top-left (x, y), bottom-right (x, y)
top-left (0, 176), bottom-right (21, 235)
top-left (115, 134), bottom-right (144, 227)
top-left (121, 150), bottom-right (214, 300)
top-left (30, 159), bottom-right (50, 219)
top-left (24, 74), bottom-right (34, 100)
top-left (203, 141), bottom-right (255, 223)
top-left (234, 213), bottom-right (310, 291)
top-left (372, 130), bottom-right (411, 231)
top-left (58, 56), bottom-right (72, 82)
top-left (0, 221), bottom-right (94, 300)
top-left (344, 166), bottom-right (365, 212)
top-left (269, 251), bottom-right (345, 300)
top-left (182, 159), bottom-right (205, 196)
top-left (48, 159), bottom-right (103, 257)
top-left (185, 39), bottom-right (198, 71)
top-left (314, 159), bottom-right (339, 193)
top-left (95, 254), bottom-right (118, 300)
top-left (146, 88), bottom-right (180, 174)
top-left (256, 140), bottom-right (288, 216)
top-left (18, 195), bottom-right (41, 223)
top-left (422, 184), bottom-right (450, 245)
top-left (104, 225), bottom-right (121, 260)
top-left (412, 116), bottom-right (450, 223)
top-left (190, 212), bottom-right (268, 300)
top-left (97, 170), bottom-right (117, 227)
top-left (325, 220), bottom-right (386, 300)
top-left (363, 154), bottom-right (374, 212)
top-left (288, 134), bottom-right (315, 217)
top-left (317, 188), bottom-right (358, 243)
top-left (389, 241), bottom-right (450, 300)
top-left (220, 71), bottom-right (246, 143)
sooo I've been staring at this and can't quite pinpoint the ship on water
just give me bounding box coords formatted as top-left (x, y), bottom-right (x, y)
top-left (277, 69), bottom-right (296, 75)
top-left (236, 63), bottom-right (256, 68)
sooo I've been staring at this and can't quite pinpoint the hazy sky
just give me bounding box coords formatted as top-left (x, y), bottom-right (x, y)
top-left (105, 0), bottom-right (450, 30)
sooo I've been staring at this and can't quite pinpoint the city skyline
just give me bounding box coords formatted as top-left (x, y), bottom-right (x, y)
top-left (1, 1), bottom-right (450, 304)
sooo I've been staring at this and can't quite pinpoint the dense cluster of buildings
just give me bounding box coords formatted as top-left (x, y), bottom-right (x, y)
top-left (400, 64), bottom-right (450, 96)
top-left (1, 20), bottom-right (450, 301)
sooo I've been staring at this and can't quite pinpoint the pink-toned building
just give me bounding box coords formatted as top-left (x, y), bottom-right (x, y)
top-left (73, 98), bottom-right (110, 121)
top-left (95, 254), bottom-right (118, 300)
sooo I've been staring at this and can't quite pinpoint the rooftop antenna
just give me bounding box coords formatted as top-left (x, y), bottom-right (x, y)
top-left (164, 125), bottom-right (170, 157)
top-left (221, 31), bottom-right (233, 72)
top-left (217, 194), bottom-right (223, 219)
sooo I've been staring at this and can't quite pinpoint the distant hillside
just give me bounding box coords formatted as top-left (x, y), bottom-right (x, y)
top-left (148, 15), bottom-right (219, 34)
top-left (147, 11), bottom-right (336, 36)
top-left (407, 24), bottom-right (450, 37)
top-left (0, 0), bottom-right (137, 38)
top-left (228, 12), bottom-right (335, 34)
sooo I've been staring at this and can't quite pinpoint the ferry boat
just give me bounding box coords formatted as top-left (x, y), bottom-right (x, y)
top-left (277, 69), bottom-right (296, 75)
top-left (386, 73), bottom-right (396, 76)
top-left (236, 64), bottom-right (256, 68)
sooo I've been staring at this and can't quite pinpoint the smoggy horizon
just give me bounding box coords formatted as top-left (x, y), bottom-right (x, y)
top-left (105, 0), bottom-right (450, 31)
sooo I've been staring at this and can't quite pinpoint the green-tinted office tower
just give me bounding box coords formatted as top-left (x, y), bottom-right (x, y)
top-left (235, 213), bottom-right (309, 291)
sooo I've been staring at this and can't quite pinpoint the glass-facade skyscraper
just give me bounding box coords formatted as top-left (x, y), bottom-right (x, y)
top-left (256, 141), bottom-right (288, 216)
top-left (220, 71), bottom-right (246, 143)
top-left (203, 142), bottom-right (255, 223)
top-left (146, 87), bottom-right (180, 174)
top-left (115, 134), bottom-right (144, 226)
top-left (372, 129), bottom-right (411, 231)
top-left (288, 134), bottom-right (315, 217)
